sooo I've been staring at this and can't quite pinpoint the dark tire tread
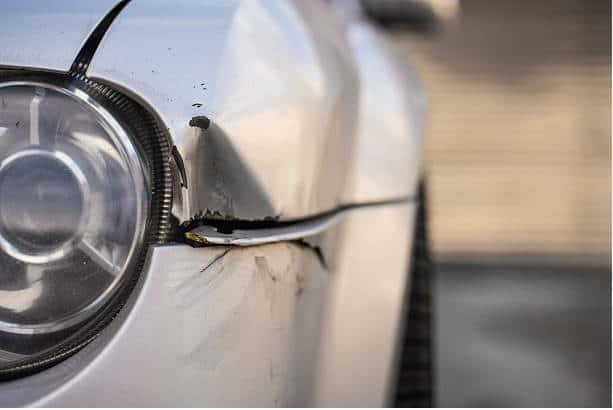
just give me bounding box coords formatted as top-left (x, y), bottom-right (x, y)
top-left (394, 183), bottom-right (433, 407)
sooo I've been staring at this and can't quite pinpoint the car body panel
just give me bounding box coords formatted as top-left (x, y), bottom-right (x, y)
top-left (86, 0), bottom-right (360, 222)
top-left (0, 0), bottom-right (424, 222)
top-left (310, 202), bottom-right (415, 406)
top-left (0, 0), bottom-right (121, 73)
top-left (0, 203), bottom-right (414, 407)
top-left (0, 0), bottom-right (425, 406)
top-left (340, 19), bottom-right (426, 204)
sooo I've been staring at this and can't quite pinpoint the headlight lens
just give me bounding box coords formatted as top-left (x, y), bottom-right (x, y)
top-left (0, 82), bottom-right (148, 365)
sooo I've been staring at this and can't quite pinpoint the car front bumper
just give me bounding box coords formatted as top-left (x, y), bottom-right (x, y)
top-left (0, 201), bottom-right (416, 407)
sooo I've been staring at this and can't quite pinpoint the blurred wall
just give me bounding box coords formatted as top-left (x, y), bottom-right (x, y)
top-left (391, 0), bottom-right (611, 265)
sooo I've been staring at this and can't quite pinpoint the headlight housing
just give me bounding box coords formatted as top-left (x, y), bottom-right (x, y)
top-left (0, 75), bottom-right (172, 378)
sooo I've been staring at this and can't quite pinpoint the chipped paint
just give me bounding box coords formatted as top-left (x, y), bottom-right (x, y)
top-left (3, 204), bottom-right (414, 407)
top-left (188, 115), bottom-right (210, 129)
top-left (181, 198), bottom-right (409, 250)
top-left (161, 243), bottom-right (329, 405)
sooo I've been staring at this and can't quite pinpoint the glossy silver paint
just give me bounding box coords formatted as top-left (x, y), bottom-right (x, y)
top-left (87, 0), bottom-right (360, 221)
top-left (0, 0), bottom-right (424, 222)
top-left (311, 203), bottom-right (415, 406)
top-left (0, 0), bottom-right (425, 406)
top-left (84, 0), bottom-right (424, 222)
top-left (0, 203), bottom-right (413, 407)
top-left (340, 14), bottom-right (426, 204)
top-left (0, 1), bottom-right (121, 72)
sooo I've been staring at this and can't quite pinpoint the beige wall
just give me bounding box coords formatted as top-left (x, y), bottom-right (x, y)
top-left (392, 0), bottom-right (611, 264)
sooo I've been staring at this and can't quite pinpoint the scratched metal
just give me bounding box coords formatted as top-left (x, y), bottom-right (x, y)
top-left (85, 0), bottom-right (424, 222)
top-left (0, 243), bottom-right (328, 406)
top-left (0, 202), bottom-right (414, 406)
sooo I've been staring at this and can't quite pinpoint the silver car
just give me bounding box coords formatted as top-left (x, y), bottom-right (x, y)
top-left (0, 0), bottom-right (428, 406)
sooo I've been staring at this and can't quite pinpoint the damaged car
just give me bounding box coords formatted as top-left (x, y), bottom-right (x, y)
top-left (0, 0), bottom-right (429, 406)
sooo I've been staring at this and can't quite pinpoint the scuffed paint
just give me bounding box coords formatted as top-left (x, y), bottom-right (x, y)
top-left (1, 204), bottom-right (414, 407)
top-left (162, 243), bottom-right (328, 405)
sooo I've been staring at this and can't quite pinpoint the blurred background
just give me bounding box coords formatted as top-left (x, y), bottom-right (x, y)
top-left (370, 0), bottom-right (610, 406)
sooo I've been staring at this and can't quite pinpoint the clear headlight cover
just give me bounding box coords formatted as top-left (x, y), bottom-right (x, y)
top-left (0, 82), bottom-right (148, 364)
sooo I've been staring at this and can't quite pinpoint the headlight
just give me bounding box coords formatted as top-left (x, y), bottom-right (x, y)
top-left (0, 78), bottom-right (172, 377)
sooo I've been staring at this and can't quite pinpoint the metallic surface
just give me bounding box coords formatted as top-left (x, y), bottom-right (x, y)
top-left (0, 0), bottom-right (425, 403)
top-left (86, 0), bottom-right (360, 222)
top-left (339, 14), bottom-right (426, 204)
top-left (0, 1), bottom-right (121, 72)
top-left (83, 0), bottom-right (424, 222)
top-left (1, 244), bottom-right (328, 406)
top-left (0, 202), bottom-right (414, 406)
top-left (0, 0), bottom-right (425, 223)
top-left (185, 199), bottom-right (410, 247)
top-left (187, 211), bottom-right (342, 247)
top-left (311, 203), bottom-right (415, 406)
top-left (0, 0), bottom-right (425, 222)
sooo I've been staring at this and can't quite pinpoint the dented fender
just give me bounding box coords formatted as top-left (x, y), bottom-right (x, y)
top-left (86, 0), bottom-right (360, 222)
top-left (0, 202), bottom-right (415, 407)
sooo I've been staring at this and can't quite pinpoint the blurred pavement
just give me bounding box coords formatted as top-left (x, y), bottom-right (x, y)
top-left (435, 262), bottom-right (610, 407)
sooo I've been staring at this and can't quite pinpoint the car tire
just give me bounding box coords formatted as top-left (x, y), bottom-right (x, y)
top-left (394, 182), bottom-right (434, 407)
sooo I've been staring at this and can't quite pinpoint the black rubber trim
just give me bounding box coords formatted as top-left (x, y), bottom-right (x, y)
top-left (71, 0), bottom-right (131, 75)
